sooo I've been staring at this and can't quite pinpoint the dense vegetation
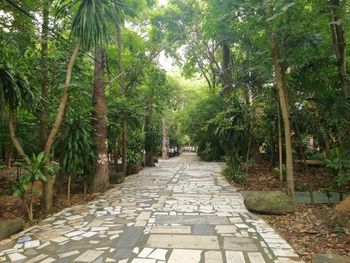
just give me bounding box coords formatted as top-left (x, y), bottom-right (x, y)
top-left (1, 0), bottom-right (350, 223)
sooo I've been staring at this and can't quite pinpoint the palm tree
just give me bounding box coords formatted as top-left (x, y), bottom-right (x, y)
top-left (112, 0), bottom-right (127, 176)
top-left (5, 0), bottom-right (113, 211)
top-left (0, 62), bottom-right (31, 165)
top-left (62, 0), bottom-right (114, 193)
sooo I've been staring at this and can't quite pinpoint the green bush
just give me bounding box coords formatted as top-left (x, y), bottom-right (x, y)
top-left (324, 148), bottom-right (350, 187)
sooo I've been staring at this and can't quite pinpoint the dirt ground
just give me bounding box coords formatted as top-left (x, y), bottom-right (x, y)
top-left (234, 164), bottom-right (350, 263)
top-left (0, 167), bottom-right (95, 224)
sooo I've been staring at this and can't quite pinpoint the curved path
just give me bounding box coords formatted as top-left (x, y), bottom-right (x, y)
top-left (0, 153), bottom-right (302, 263)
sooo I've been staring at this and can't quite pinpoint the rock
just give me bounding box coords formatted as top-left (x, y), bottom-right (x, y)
top-left (110, 172), bottom-right (125, 184)
top-left (244, 191), bottom-right (294, 215)
top-left (335, 195), bottom-right (350, 214)
top-left (312, 253), bottom-right (350, 263)
top-left (0, 217), bottom-right (25, 240)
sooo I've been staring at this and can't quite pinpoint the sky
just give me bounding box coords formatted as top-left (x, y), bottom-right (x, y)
top-left (159, 51), bottom-right (178, 72)
top-left (159, 0), bottom-right (168, 6)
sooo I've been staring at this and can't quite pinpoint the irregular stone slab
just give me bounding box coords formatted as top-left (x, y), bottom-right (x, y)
top-left (74, 250), bottom-right (104, 262)
top-left (168, 249), bottom-right (202, 263)
top-left (244, 191), bottom-right (294, 215)
top-left (155, 215), bottom-right (229, 225)
top-left (248, 252), bottom-right (265, 263)
top-left (114, 227), bottom-right (144, 248)
top-left (148, 249), bottom-right (168, 261)
top-left (150, 226), bottom-right (191, 234)
top-left (205, 251), bottom-right (223, 263)
top-left (147, 234), bottom-right (220, 249)
top-left (193, 224), bottom-right (215, 235)
top-left (223, 237), bottom-right (258, 251)
top-left (225, 251), bottom-right (245, 263)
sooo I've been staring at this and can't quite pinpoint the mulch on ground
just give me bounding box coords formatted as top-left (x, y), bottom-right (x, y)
top-left (0, 167), bottom-right (95, 224)
top-left (233, 164), bottom-right (350, 263)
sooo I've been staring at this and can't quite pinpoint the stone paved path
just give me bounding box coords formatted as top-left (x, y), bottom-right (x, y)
top-left (0, 153), bottom-right (302, 263)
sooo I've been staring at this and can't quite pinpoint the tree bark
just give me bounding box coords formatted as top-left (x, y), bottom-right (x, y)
top-left (145, 107), bottom-right (155, 167)
top-left (44, 45), bottom-right (80, 155)
top-left (268, 31), bottom-right (295, 204)
top-left (122, 120), bottom-right (127, 175)
top-left (113, 137), bottom-right (119, 172)
top-left (278, 101), bottom-right (284, 181)
top-left (162, 117), bottom-right (168, 160)
top-left (67, 174), bottom-right (71, 202)
top-left (221, 35), bottom-right (232, 95)
top-left (8, 111), bottom-right (30, 165)
top-left (329, 0), bottom-right (350, 97)
top-left (116, 22), bottom-right (128, 177)
top-left (39, 0), bottom-right (49, 149)
top-left (42, 44), bottom-right (80, 212)
top-left (92, 49), bottom-right (109, 193)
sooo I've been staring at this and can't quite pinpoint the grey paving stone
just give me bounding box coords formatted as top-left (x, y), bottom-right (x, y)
top-left (114, 227), bottom-right (144, 248)
top-left (193, 224), bottom-right (215, 235)
top-left (155, 215), bottom-right (229, 225)
top-left (0, 153), bottom-right (301, 263)
top-left (223, 237), bottom-right (259, 251)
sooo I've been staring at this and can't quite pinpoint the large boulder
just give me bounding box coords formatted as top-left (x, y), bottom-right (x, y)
top-left (244, 191), bottom-right (294, 215)
top-left (335, 195), bottom-right (350, 214)
top-left (0, 218), bottom-right (25, 240)
top-left (312, 253), bottom-right (350, 263)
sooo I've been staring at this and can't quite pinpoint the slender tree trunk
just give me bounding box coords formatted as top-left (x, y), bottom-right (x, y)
top-left (278, 101), bottom-right (284, 181)
top-left (221, 36), bottom-right (232, 95)
top-left (329, 0), bottom-right (350, 97)
top-left (67, 174), bottom-right (71, 202)
top-left (39, 0), bottom-right (49, 149)
top-left (113, 138), bottom-right (119, 172)
top-left (92, 49), bottom-right (109, 193)
top-left (42, 44), bottom-right (80, 212)
top-left (44, 45), bottom-right (80, 155)
top-left (145, 107), bottom-right (154, 167)
top-left (122, 120), bottom-right (127, 175)
top-left (116, 22), bottom-right (127, 177)
top-left (8, 111), bottom-right (30, 165)
top-left (268, 30), bottom-right (295, 204)
top-left (162, 117), bottom-right (168, 160)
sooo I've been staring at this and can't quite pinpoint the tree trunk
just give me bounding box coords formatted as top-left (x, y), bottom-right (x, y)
top-left (42, 175), bottom-right (55, 212)
top-left (329, 0), bottom-right (350, 97)
top-left (162, 117), bottom-right (168, 160)
top-left (145, 107), bottom-right (154, 167)
top-left (39, 0), bottom-right (49, 149)
top-left (221, 36), bottom-right (232, 95)
top-left (8, 111), bottom-right (30, 165)
top-left (116, 21), bottom-right (127, 177)
top-left (113, 138), bottom-right (119, 172)
top-left (268, 30), bottom-right (295, 204)
top-left (67, 174), bottom-right (71, 203)
top-left (42, 44), bottom-right (79, 212)
top-left (278, 101), bottom-right (284, 181)
top-left (92, 49), bottom-right (109, 193)
top-left (121, 120), bottom-right (127, 176)
top-left (44, 45), bottom-right (80, 155)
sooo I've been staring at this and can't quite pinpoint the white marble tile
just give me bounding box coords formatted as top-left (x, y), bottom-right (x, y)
top-left (8, 253), bottom-right (26, 262)
top-left (24, 240), bottom-right (40, 249)
top-left (168, 249), bottom-right (202, 263)
top-left (148, 249), bottom-right (168, 261)
top-left (225, 251), bottom-right (245, 263)
top-left (138, 247), bottom-right (154, 258)
top-left (73, 250), bottom-right (104, 262)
